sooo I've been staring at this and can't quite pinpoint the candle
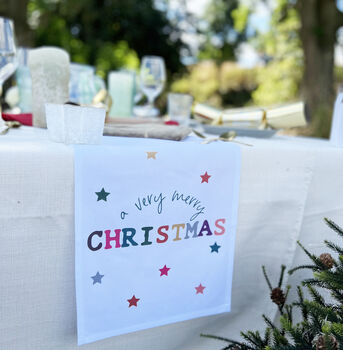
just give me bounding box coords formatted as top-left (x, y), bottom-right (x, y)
top-left (28, 47), bottom-right (70, 128)
top-left (108, 71), bottom-right (135, 118)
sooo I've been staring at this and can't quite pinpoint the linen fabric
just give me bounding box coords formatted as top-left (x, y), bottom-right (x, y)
top-left (0, 127), bottom-right (343, 350)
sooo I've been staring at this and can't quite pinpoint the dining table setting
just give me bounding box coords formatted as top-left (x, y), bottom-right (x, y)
top-left (1, 16), bottom-right (343, 350)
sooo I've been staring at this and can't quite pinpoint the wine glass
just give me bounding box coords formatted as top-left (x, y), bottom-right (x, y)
top-left (0, 17), bottom-right (17, 133)
top-left (139, 56), bottom-right (166, 117)
top-left (0, 17), bottom-right (17, 88)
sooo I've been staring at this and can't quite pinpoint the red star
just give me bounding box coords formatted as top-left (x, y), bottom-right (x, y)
top-left (127, 295), bottom-right (140, 307)
top-left (159, 265), bottom-right (171, 276)
top-left (200, 172), bottom-right (211, 183)
top-left (195, 283), bottom-right (206, 294)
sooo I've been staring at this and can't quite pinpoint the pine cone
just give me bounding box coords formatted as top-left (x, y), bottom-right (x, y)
top-left (316, 335), bottom-right (339, 350)
top-left (270, 287), bottom-right (285, 305)
top-left (320, 253), bottom-right (334, 269)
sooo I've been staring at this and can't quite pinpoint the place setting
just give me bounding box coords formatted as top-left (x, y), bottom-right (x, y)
top-left (2, 2), bottom-right (343, 350)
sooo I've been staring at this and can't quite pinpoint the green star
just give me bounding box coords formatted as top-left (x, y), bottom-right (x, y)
top-left (95, 188), bottom-right (110, 201)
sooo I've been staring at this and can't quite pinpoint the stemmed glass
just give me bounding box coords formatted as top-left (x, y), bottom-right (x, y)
top-left (0, 17), bottom-right (17, 133)
top-left (0, 17), bottom-right (17, 88)
top-left (139, 56), bottom-right (166, 117)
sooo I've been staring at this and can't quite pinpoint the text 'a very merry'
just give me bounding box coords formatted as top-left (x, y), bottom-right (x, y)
top-left (134, 190), bottom-right (205, 221)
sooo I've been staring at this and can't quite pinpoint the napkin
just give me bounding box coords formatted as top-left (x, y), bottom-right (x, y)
top-left (103, 123), bottom-right (191, 141)
top-left (330, 92), bottom-right (343, 147)
top-left (0, 114), bottom-right (7, 134)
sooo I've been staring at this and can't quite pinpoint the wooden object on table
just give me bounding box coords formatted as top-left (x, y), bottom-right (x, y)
top-left (104, 123), bottom-right (190, 141)
top-left (105, 117), bottom-right (164, 125)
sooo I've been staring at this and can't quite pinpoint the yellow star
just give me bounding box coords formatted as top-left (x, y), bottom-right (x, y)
top-left (146, 151), bottom-right (157, 159)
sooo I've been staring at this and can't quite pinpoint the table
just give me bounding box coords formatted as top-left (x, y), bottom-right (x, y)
top-left (1, 127), bottom-right (343, 350)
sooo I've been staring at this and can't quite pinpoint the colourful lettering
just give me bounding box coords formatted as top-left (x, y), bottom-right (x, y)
top-left (157, 225), bottom-right (169, 243)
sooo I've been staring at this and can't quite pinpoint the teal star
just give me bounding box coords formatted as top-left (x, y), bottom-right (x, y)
top-left (95, 188), bottom-right (110, 201)
top-left (210, 242), bottom-right (221, 253)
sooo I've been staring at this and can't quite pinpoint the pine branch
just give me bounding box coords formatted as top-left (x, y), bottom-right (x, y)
top-left (278, 265), bottom-right (287, 288)
top-left (200, 334), bottom-right (244, 346)
top-left (203, 219), bottom-right (343, 350)
top-left (324, 240), bottom-right (343, 255)
top-left (307, 285), bottom-right (325, 306)
top-left (329, 288), bottom-right (343, 305)
top-left (304, 300), bottom-right (340, 323)
top-left (271, 327), bottom-right (289, 347)
top-left (288, 265), bottom-right (320, 275)
top-left (240, 331), bottom-right (262, 347)
top-left (262, 265), bottom-right (273, 292)
top-left (291, 241), bottom-right (327, 271)
top-left (263, 327), bottom-right (271, 345)
top-left (284, 304), bottom-right (293, 324)
top-left (302, 278), bottom-right (327, 288)
top-left (284, 285), bottom-right (291, 302)
top-left (325, 218), bottom-right (343, 237)
top-left (262, 314), bottom-right (277, 329)
top-left (315, 270), bottom-right (343, 290)
top-left (296, 286), bottom-right (308, 321)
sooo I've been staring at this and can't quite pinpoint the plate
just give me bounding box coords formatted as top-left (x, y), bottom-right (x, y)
top-left (202, 124), bottom-right (277, 138)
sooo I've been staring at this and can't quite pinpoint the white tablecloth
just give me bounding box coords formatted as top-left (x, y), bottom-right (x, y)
top-left (1, 127), bottom-right (343, 350)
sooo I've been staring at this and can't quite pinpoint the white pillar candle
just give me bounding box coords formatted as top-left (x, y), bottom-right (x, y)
top-left (28, 47), bottom-right (70, 128)
top-left (108, 71), bottom-right (135, 118)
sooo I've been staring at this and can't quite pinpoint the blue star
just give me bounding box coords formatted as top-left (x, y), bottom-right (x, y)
top-left (210, 242), bottom-right (221, 253)
top-left (91, 271), bottom-right (104, 284)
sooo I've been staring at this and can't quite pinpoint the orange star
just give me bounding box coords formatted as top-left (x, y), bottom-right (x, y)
top-left (146, 152), bottom-right (157, 159)
top-left (200, 172), bottom-right (211, 183)
top-left (195, 283), bottom-right (206, 294)
top-left (127, 295), bottom-right (140, 307)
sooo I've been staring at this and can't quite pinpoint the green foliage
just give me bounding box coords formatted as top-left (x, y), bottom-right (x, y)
top-left (27, 0), bottom-right (184, 75)
top-left (251, 0), bottom-right (303, 106)
top-left (95, 41), bottom-right (139, 79)
top-left (171, 61), bottom-right (220, 106)
top-left (232, 5), bottom-right (250, 33)
top-left (202, 218), bottom-right (343, 349)
top-left (171, 61), bottom-right (258, 107)
top-left (198, 0), bottom-right (246, 62)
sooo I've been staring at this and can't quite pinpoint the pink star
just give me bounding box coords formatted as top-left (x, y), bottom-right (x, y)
top-left (195, 283), bottom-right (206, 294)
top-left (200, 172), bottom-right (211, 183)
top-left (159, 265), bottom-right (171, 276)
top-left (127, 295), bottom-right (140, 307)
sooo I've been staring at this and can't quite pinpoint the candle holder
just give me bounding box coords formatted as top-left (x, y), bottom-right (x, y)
top-left (45, 103), bottom-right (106, 144)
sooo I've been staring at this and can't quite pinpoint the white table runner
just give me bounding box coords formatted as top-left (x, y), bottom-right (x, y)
top-left (74, 140), bottom-right (241, 344)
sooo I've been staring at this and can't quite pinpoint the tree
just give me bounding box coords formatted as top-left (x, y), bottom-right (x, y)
top-left (296, 0), bottom-right (343, 137)
top-left (233, 0), bottom-right (343, 137)
top-left (202, 218), bottom-right (343, 349)
top-left (251, 0), bottom-right (303, 106)
top-left (0, 0), bottom-right (187, 75)
top-left (198, 0), bottom-right (247, 62)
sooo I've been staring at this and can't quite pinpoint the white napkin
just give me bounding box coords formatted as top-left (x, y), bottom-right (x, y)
top-left (330, 93), bottom-right (343, 147)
